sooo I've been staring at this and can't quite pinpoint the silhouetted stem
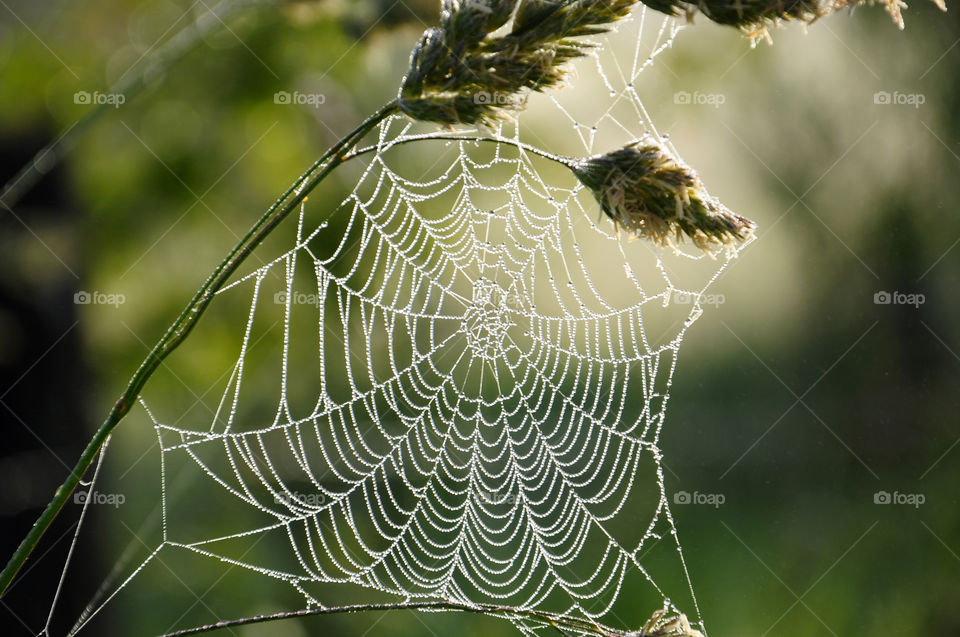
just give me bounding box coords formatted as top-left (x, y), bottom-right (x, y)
top-left (0, 0), bottom-right (278, 210)
top-left (156, 600), bottom-right (625, 637)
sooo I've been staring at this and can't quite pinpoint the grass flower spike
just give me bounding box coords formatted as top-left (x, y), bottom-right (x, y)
top-left (628, 609), bottom-right (705, 636)
top-left (643, 0), bottom-right (823, 30)
top-left (572, 137), bottom-right (756, 254)
top-left (642, 0), bottom-right (946, 38)
top-left (831, 0), bottom-right (947, 30)
top-left (398, 0), bottom-right (637, 125)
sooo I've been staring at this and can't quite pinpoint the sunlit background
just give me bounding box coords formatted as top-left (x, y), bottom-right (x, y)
top-left (1, 0), bottom-right (958, 635)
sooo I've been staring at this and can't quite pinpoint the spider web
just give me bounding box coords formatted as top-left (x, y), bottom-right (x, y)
top-left (55, 8), bottom-right (751, 637)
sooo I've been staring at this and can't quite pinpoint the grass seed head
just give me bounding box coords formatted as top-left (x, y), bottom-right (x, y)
top-left (572, 137), bottom-right (756, 254)
top-left (399, 0), bottom-right (636, 126)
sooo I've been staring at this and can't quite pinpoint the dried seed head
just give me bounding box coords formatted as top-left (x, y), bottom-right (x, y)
top-left (572, 137), bottom-right (756, 254)
top-left (826, 0), bottom-right (948, 31)
top-left (399, 0), bottom-right (636, 126)
top-left (697, 0), bottom-right (824, 29)
top-left (641, 0), bottom-right (946, 38)
top-left (627, 609), bottom-right (705, 637)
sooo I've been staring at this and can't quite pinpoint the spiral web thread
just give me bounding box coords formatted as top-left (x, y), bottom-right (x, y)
top-left (62, 8), bottom-right (750, 637)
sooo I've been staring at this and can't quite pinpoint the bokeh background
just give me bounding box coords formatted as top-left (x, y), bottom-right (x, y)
top-left (1, 0), bottom-right (958, 635)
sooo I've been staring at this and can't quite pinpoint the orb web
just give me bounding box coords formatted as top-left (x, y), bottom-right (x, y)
top-left (56, 8), bottom-right (751, 637)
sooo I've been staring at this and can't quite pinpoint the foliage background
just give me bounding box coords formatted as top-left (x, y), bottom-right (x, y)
top-left (1, 0), bottom-right (958, 634)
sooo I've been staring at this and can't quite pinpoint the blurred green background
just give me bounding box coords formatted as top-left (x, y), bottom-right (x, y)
top-left (1, 0), bottom-right (958, 635)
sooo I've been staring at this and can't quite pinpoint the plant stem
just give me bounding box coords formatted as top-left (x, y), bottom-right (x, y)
top-left (0, 100), bottom-right (400, 598)
top-left (0, 0), bottom-right (275, 210)
top-left (155, 600), bottom-right (625, 637)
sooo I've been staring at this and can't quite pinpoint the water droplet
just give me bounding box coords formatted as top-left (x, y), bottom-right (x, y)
top-left (684, 307), bottom-right (703, 326)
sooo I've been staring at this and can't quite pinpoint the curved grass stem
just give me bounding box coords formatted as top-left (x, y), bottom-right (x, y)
top-left (0, 100), bottom-right (400, 598)
top-left (155, 600), bottom-right (626, 637)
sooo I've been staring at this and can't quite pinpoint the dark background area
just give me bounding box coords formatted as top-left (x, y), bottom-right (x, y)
top-left (1, 0), bottom-right (958, 635)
